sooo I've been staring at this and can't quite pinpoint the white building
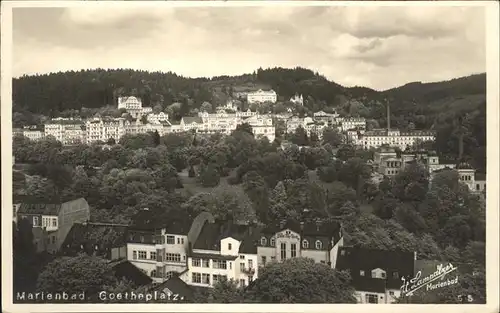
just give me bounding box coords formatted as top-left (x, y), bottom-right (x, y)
top-left (21, 126), bottom-right (45, 141)
top-left (247, 89), bottom-right (277, 104)
top-left (187, 220), bottom-right (260, 288)
top-left (354, 129), bottom-right (435, 150)
top-left (126, 209), bottom-right (194, 284)
top-left (257, 219), bottom-right (344, 269)
top-left (285, 116), bottom-right (326, 139)
top-left (85, 117), bottom-right (126, 143)
top-left (338, 117), bottom-right (367, 132)
top-left (147, 112), bottom-right (169, 124)
top-left (336, 247), bottom-right (416, 304)
top-left (117, 96), bottom-right (152, 118)
top-left (44, 118), bottom-right (85, 145)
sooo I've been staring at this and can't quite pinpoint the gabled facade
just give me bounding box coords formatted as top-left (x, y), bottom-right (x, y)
top-left (247, 89), bottom-right (277, 104)
top-left (257, 219), bottom-right (344, 269)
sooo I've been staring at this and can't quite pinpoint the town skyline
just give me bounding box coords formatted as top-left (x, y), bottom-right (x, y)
top-left (13, 5), bottom-right (485, 91)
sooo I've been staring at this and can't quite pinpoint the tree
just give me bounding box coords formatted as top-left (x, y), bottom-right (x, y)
top-left (336, 144), bottom-right (355, 161)
top-left (392, 163), bottom-right (429, 202)
top-left (208, 279), bottom-right (243, 303)
top-left (198, 163), bottom-right (221, 188)
top-left (234, 123), bottom-right (253, 136)
top-left (36, 254), bottom-right (122, 301)
top-left (188, 165), bottom-right (196, 178)
top-left (152, 130), bottom-right (161, 146)
top-left (322, 127), bottom-right (343, 147)
top-left (242, 171), bottom-right (270, 223)
top-left (289, 126), bottom-right (309, 146)
top-left (244, 258), bottom-right (357, 303)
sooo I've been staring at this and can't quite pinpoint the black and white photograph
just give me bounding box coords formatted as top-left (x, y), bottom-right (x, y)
top-left (1, 0), bottom-right (499, 311)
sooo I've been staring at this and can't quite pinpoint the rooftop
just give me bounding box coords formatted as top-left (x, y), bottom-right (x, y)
top-left (129, 208), bottom-right (193, 235)
top-left (261, 219), bottom-right (342, 239)
top-left (192, 220), bottom-right (258, 253)
top-left (336, 247), bottom-right (415, 291)
top-left (17, 197), bottom-right (87, 215)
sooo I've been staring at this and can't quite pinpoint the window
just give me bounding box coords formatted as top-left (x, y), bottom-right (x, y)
top-left (213, 260), bottom-right (227, 269)
top-left (181, 238), bottom-right (185, 244)
top-left (138, 251), bottom-right (147, 259)
top-left (280, 243), bottom-right (287, 260)
top-left (202, 273), bottom-right (210, 285)
top-left (393, 272), bottom-right (399, 279)
top-left (240, 255), bottom-right (245, 259)
top-left (228, 243), bottom-right (232, 250)
top-left (133, 251), bottom-right (137, 260)
top-left (150, 251), bottom-right (157, 260)
top-left (360, 270), bottom-right (365, 276)
top-left (192, 258), bottom-right (201, 267)
top-left (389, 291), bottom-right (395, 296)
top-left (240, 262), bottom-right (245, 271)
top-left (260, 237), bottom-right (267, 246)
top-left (166, 235), bottom-right (175, 244)
top-left (192, 273), bottom-right (201, 284)
top-left (165, 253), bottom-right (182, 263)
top-left (239, 279), bottom-right (246, 287)
top-left (248, 259), bottom-right (253, 269)
top-left (381, 272), bottom-right (386, 278)
top-left (213, 274), bottom-right (227, 284)
top-left (341, 250), bottom-right (345, 256)
top-left (140, 236), bottom-right (144, 243)
top-left (261, 256), bottom-right (267, 265)
top-left (270, 238), bottom-right (275, 247)
top-left (302, 239), bottom-right (309, 249)
top-left (366, 294), bottom-right (378, 304)
top-left (248, 275), bottom-right (254, 282)
top-left (177, 238), bottom-right (181, 244)
top-left (33, 216), bottom-right (39, 227)
top-left (315, 240), bottom-right (323, 250)
top-left (51, 236), bottom-right (56, 244)
top-left (476, 184), bottom-right (480, 190)
top-left (271, 256), bottom-right (276, 261)
top-left (291, 243), bottom-right (297, 258)
top-left (202, 259), bottom-right (210, 268)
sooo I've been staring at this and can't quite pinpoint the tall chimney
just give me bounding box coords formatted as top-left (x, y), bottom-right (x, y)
top-left (386, 101), bottom-right (391, 132)
top-left (457, 116), bottom-right (464, 162)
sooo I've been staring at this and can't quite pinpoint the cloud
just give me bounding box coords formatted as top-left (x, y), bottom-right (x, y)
top-left (11, 5), bottom-right (485, 91)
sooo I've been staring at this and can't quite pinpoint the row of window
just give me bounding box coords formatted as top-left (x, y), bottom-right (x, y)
top-left (260, 237), bottom-right (323, 250)
top-left (132, 251), bottom-right (185, 263)
top-left (132, 234), bottom-right (185, 245)
top-left (192, 273), bottom-right (229, 285)
top-left (359, 270), bottom-right (399, 279)
top-left (191, 258), bottom-right (228, 269)
top-left (32, 216), bottom-right (57, 228)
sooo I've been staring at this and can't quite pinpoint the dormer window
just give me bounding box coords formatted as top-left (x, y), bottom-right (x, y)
top-left (260, 237), bottom-right (267, 246)
top-left (302, 239), bottom-right (309, 249)
top-left (381, 272), bottom-right (386, 279)
top-left (228, 243), bottom-right (232, 250)
top-left (315, 240), bottom-right (322, 250)
top-left (360, 270), bottom-right (365, 276)
top-left (270, 238), bottom-right (275, 247)
top-left (393, 272), bottom-right (399, 279)
top-left (340, 249), bottom-right (345, 256)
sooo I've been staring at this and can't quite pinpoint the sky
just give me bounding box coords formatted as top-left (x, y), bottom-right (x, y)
top-left (12, 4), bottom-right (486, 91)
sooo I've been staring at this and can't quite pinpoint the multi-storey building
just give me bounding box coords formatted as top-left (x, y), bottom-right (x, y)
top-left (117, 96), bottom-right (152, 118)
top-left (247, 89), bottom-right (277, 104)
top-left (85, 117), bottom-right (126, 143)
top-left (147, 112), bottom-right (169, 124)
top-left (44, 118), bottom-right (85, 145)
top-left (313, 111), bottom-right (339, 126)
top-left (16, 197), bottom-right (90, 253)
top-left (257, 219), bottom-right (344, 269)
top-left (285, 116), bottom-right (326, 140)
top-left (338, 117), bottom-right (367, 132)
top-left (354, 129), bottom-right (435, 150)
top-left (126, 208), bottom-right (194, 284)
top-left (187, 219), bottom-right (260, 288)
top-left (336, 247), bottom-right (415, 304)
top-left (21, 126), bottom-right (45, 141)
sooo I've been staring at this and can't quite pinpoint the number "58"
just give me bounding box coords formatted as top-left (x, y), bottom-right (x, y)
top-left (457, 295), bottom-right (474, 303)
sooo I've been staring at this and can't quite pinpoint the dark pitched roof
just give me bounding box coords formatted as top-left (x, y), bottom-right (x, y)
top-left (110, 259), bottom-right (153, 286)
top-left (129, 209), bottom-right (193, 235)
top-left (16, 197), bottom-right (86, 215)
top-left (192, 220), bottom-right (255, 251)
top-left (456, 161), bottom-right (474, 170)
top-left (336, 247), bottom-right (415, 291)
top-left (153, 276), bottom-right (195, 300)
top-left (183, 117), bottom-right (203, 124)
top-left (261, 219), bottom-right (342, 239)
top-left (60, 223), bottom-right (128, 257)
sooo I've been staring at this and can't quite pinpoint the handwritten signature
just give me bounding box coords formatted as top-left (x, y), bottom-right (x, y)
top-left (401, 263), bottom-right (458, 296)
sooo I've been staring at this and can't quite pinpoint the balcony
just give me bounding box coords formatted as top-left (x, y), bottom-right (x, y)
top-left (241, 267), bottom-right (255, 275)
